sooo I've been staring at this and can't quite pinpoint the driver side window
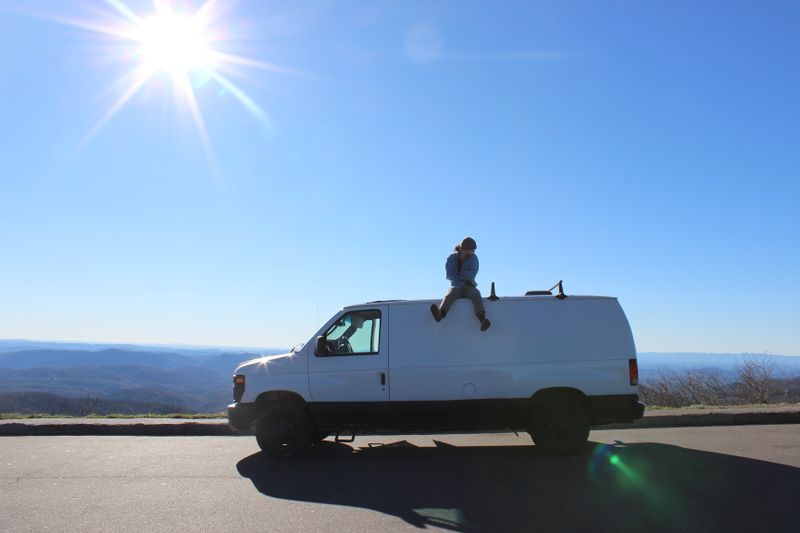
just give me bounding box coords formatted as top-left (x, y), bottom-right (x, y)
top-left (319, 310), bottom-right (381, 356)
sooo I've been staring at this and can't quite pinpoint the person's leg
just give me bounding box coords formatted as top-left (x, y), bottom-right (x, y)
top-left (463, 286), bottom-right (485, 315)
top-left (431, 287), bottom-right (462, 321)
top-left (439, 287), bottom-right (463, 315)
top-left (463, 286), bottom-right (490, 330)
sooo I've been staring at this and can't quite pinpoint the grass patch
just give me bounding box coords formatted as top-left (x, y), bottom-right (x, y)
top-left (645, 402), bottom-right (800, 410)
top-left (0, 412), bottom-right (43, 420)
top-left (89, 413), bottom-right (226, 419)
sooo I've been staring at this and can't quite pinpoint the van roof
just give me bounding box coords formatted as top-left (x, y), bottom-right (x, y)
top-left (348, 295), bottom-right (617, 310)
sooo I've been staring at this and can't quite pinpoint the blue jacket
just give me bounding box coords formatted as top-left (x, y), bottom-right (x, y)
top-left (446, 253), bottom-right (479, 288)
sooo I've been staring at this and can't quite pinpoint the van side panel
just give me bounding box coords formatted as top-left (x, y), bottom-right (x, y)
top-left (388, 298), bottom-right (636, 402)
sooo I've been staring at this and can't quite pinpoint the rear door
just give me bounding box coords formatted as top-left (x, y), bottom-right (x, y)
top-left (308, 306), bottom-right (388, 402)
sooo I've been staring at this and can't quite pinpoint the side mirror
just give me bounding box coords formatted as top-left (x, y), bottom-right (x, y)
top-left (315, 335), bottom-right (329, 356)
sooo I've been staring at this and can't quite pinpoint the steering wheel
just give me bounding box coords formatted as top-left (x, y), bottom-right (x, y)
top-left (334, 337), bottom-right (353, 354)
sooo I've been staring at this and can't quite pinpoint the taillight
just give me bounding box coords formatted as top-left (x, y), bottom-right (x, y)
top-left (629, 359), bottom-right (639, 386)
top-left (233, 374), bottom-right (245, 402)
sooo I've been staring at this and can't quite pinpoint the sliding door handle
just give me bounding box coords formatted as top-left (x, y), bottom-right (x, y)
top-left (379, 372), bottom-right (386, 386)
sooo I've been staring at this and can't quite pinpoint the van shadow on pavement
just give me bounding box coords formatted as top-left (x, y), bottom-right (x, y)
top-left (236, 439), bottom-right (800, 532)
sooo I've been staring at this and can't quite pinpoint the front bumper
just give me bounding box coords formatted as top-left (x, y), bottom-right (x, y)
top-left (227, 402), bottom-right (258, 432)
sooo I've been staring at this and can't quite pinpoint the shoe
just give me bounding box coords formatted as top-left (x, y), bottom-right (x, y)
top-left (430, 304), bottom-right (442, 322)
top-left (480, 318), bottom-right (491, 331)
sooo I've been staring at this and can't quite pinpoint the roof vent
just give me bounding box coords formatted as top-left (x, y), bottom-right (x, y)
top-left (525, 280), bottom-right (568, 299)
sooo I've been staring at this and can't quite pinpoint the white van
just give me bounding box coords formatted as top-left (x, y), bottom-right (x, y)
top-left (228, 290), bottom-right (644, 457)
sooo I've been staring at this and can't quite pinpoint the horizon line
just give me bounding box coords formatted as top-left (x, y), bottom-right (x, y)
top-left (1, 338), bottom-right (798, 357)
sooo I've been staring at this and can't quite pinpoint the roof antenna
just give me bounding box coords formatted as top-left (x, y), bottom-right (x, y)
top-left (488, 282), bottom-right (499, 301)
top-left (548, 280), bottom-right (568, 300)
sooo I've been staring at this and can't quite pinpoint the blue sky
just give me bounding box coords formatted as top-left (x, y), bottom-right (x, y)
top-left (0, 0), bottom-right (798, 353)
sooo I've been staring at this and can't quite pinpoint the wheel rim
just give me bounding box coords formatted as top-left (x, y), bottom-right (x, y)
top-left (273, 420), bottom-right (295, 448)
top-left (543, 412), bottom-right (572, 442)
top-left (531, 403), bottom-right (589, 454)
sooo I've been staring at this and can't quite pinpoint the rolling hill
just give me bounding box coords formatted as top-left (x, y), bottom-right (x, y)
top-left (0, 340), bottom-right (285, 414)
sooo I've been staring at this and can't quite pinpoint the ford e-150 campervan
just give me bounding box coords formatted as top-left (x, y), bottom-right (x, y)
top-left (228, 286), bottom-right (644, 457)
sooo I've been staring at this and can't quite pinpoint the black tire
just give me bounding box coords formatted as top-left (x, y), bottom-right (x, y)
top-left (255, 402), bottom-right (314, 459)
top-left (527, 396), bottom-right (590, 456)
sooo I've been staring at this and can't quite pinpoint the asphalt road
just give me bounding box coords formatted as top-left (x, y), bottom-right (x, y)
top-left (2, 425), bottom-right (799, 533)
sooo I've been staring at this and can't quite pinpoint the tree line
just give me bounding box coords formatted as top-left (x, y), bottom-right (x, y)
top-left (640, 356), bottom-right (800, 407)
top-left (0, 391), bottom-right (192, 416)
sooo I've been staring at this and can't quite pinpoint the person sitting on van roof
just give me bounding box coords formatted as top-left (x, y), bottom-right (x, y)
top-left (430, 237), bottom-right (491, 331)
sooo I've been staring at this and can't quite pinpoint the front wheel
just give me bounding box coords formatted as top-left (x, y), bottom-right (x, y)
top-left (255, 402), bottom-right (313, 459)
top-left (527, 397), bottom-right (590, 456)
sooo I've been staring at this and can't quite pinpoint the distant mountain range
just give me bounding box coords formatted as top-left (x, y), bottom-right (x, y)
top-left (0, 339), bottom-right (277, 356)
top-left (0, 340), bottom-right (798, 414)
top-left (0, 348), bottom-right (253, 373)
top-left (0, 340), bottom-right (285, 414)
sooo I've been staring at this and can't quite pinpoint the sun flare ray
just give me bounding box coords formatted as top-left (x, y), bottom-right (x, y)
top-left (11, 8), bottom-right (139, 41)
top-left (202, 67), bottom-right (269, 122)
top-left (206, 50), bottom-right (312, 79)
top-left (176, 72), bottom-right (218, 172)
top-left (104, 0), bottom-right (142, 24)
top-left (194, 0), bottom-right (224, 23)
top-left (78, 68), bottom-right (153, 149)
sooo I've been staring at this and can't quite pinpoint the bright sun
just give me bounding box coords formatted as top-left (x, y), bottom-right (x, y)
top-left (26, 0), bottom-right (295, 164)
top-left (138, 12), bottom-right (211, 76)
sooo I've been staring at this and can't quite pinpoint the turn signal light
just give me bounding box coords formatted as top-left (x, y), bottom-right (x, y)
top-left (629, 359), bottom-right (639, 386)
top-left (233, 374), bottom-right (245, 402)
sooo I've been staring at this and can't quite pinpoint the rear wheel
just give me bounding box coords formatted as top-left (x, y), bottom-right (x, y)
top-left (255, 402), bottom-right (313, 459)
top-left (527, 396), bottom-right (590, 455)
